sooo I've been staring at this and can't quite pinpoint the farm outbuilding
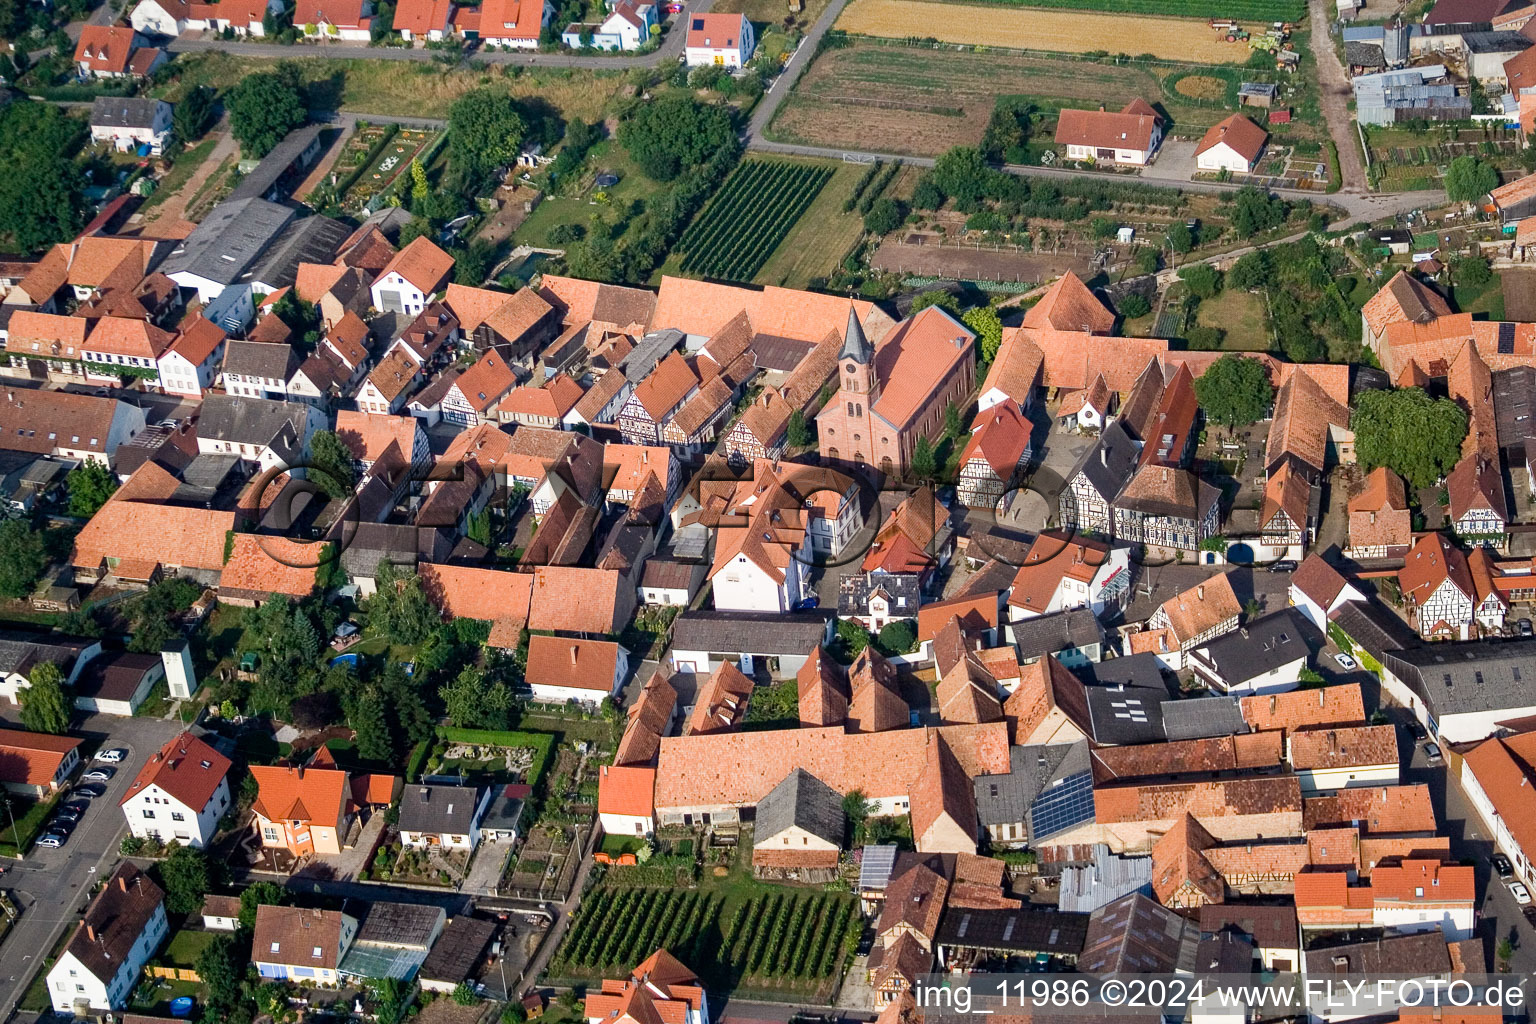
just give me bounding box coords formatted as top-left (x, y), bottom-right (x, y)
top-left (1238, 82), bottom-right (1278, 107)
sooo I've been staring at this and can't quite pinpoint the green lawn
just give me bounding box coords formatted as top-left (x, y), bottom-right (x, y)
top-left (513, 142), bottom-right (668, 250)
top-left (1197, 288), bottom-right (1271, 351)
top-left (0, 792), bottom-right (59, 859)
top-left (1454, 272), bottom-right (1507, 320)
top-left (164, 929), bottom-right (217, 968)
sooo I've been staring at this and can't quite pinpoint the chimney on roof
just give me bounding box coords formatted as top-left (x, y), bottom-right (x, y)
top-left (1197, 585), bottom-right (1205, 600)
top-left (570, 645), bottom-right (579, 665)
top-left (118, 874), bottom-right (128, 893)
top-left (87, 923), bottom-right (96, 942)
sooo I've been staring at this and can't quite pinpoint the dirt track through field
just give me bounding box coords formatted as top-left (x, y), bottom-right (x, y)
top-left (835, 0), bottom-right (1250, 62)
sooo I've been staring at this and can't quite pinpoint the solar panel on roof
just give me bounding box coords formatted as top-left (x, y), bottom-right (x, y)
top-left (1029, 771), bottom-right (1094, 840)
top-left (1500, 321), bottom-right (1516, 354)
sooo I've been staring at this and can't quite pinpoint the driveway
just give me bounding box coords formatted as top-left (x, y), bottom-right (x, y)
top-left (0, 713), bottom-right (188, 1020)
top-left (464, 838), bottom-right (515, 897)
top-left (1308, 0), bottom-right (1368, 192)
top-left (1142, 139), bottom-right (1198, 184)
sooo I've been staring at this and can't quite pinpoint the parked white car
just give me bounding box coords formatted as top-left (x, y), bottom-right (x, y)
top-left (94, 748), bottom-right (127, 763)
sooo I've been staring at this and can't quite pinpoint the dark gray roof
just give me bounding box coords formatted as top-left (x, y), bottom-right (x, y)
top-left (1301, 930), bottom-right (1451, 975)
top-left (223, 339), bottom-right (299, 381)
top-left (620, 328), bottom-right (685, 385)
top-left (858, 844), bottom-right (899, 892)
top-left (839, 306), bottom-right (872, 364)
top-left (973, 741), bottom-right (1093, 841)
top-left (90, 96), bottom-right (167, 129)
top-left (482, 784), bottom-right (526, 831)
top-left (417, 916), bottom-right (495, 986)
top-left (161, 198), bottom-right (296, 286)
top-left (1189, 607), bottom-right (1322, 686)
top-left (754, 768), bottom-right (845, 847)
top-left (230, 123), bottom-right (326, 202)
top-left (934, 905), bottom-right (1089, 956)
top-left (1384, 639), bottom-right (1536, 718)
top-left (1076, 654), bottom-right (1173, 746)
top-left (671, 609), bottom-right (832, 656)
top-left (397, 783), bottom-right (483, 835)
top-left (1328, 599), bottom-right (1419, 665)
top-left (1198, 903), bottom-right (1299, 950)
top-left (838, 570), bottom-right (921, 618)
top-left (1238, 82), bottom-right (1279, 97)
top-left (336, 523), bottom-right (449, 577)
top-left (197, 393), bottom-right (309, 461)
top-left (0, 632), bottom-right (93, 677)
top-left (1081, 893), bottom-right (1200, 974)
top-left (1013, 608), bottom-right (1103, 663)
top-left (1195, 928), bottom-right (1255, 974)
top-left (750, 334), bottom-right (815, 372)
top-left (249, 214), bottom-right (352, 291)
top-left (1066, 420), bottom-right (1140, 504)
top-left (1493, 365), bottom-right (1536, 448)
top-left (354, 901), bottom-right (445, 948)
top-left (1461, 29), bottom-right (1530, 51)
top-left (1161, 695), bottom-right (1249, 741)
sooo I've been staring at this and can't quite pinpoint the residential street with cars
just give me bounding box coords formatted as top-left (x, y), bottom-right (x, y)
top-left (0, 714), bottom-right (186, 1022)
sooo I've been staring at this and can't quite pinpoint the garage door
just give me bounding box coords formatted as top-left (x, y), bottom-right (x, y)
top-left (377, 289), bottom-right (405, 313)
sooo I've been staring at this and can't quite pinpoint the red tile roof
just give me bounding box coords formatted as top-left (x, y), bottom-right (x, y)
top-left (1194, 113), bottom-right (1268, 162)
top-left (120, 731), bottom-right (231, 812)
top-left (0, 728), bottom-right (82, 787)
top-left (75, 24), bottom-right (140, 75)
top-left (379, 236), bottom-right (454, 294)
top-left (597, 764), bottom-right (655, 819)
top-left (250, 764), bottom-right (349, 827)
top-left (1022, 272), bottom-right (1115, 334)
top-left (1054, 100), bottom-right (1161, 154)
top-left (525, 635), bottom-right (621, 693)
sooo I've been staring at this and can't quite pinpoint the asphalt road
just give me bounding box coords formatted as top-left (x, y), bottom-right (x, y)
top-left (165, 0), bottom-right (712, 68)
top-left (0, 713), bottom-right (188, 1021)
top-left (1373, 702), bottom-right (1536, 974)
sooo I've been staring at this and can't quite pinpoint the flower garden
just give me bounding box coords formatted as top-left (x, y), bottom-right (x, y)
top-left (332, 124), bottom-right (439, 212)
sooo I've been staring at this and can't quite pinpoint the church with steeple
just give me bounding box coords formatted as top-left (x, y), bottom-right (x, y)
top-left (817, 303), bottom-right (977, 476)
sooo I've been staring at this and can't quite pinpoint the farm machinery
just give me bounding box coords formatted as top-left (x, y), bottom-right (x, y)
top-left (1213, 18), bottom-right (1291, 43)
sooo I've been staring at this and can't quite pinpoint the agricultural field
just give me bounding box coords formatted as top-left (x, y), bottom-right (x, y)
top-left (768, 41), bottom-right (1287, 157)
top-left (756, 162), bottom-right (917, 289)
top-left (549, 885), bottom-right (858, 996)
top-left (154, 52), bottom-right (623, 121)
top-left (677, 160), bottom-right (833, 282)
top-left (918, 0), bottom-right (1303, 18)
top-left (836, 0), bottom-right (1251, 62)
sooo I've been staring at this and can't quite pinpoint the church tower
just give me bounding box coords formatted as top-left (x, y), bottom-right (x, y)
top-left (837, 305), bottom-right (878, 400)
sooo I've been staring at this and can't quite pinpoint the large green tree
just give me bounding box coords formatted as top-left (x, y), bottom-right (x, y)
top-left (448, 89), bottom-right (527, 182)
top-left (1193, 353), bottom-right (1274, 428)
top-left (20, 661), bottom-right (69, 734)
top-left (962, 306), bottom-right (1004, 365)
top-left (127, 579), bottom-right (200, 653)
top-left (1445, 155), bottom-right (1499, 203)
top-left (367, 561), bottom-right (441, 646)
top-left (308, 429), bottom-right (356, 500)
top-left (0, 99), bottom-right (85, 253)
top-left (351, 686), bottom-right (394, 763)
top-left (1353, 387), bottom-right (1469, 489)
top-left (618, 95), bottom-right (734, 181)
top-left (160, 845), bottom-right (212, 914)
top-left (67, 460), bottom-right (118, 517)
top-left (239, 880), bottom-right (288, 929)
top-left (173, 86), bottom-right (216, 144)
top-left (0, 519), bottom-right (45, 599)
top-left (226, 65), bottom-right (308, 158)
top-left (196, 935), bottom-right (248, 1022)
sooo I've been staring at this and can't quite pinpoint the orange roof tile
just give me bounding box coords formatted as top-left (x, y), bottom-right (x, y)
top-left (250, 764), bottom-right (348, 827)
top-left (1022, 272), bottom-right (1116, 334)
top-left (380, 236), bottom-right (454, 294)
top-left (220, 535), bottom-right (320, 600)
top-left (417, 562), bottom-right (533, 639)
top-left (71, 462), bottom-right (235, 572)
top-left (0, 728), bottom-right (83, 787)
top-left (1302, 784), bottom-right (1438, 834)
top-left (1195, 113), bottom-right (1268, 161)
top-left (1240, 685), bottom-right (1366, 734)
top-left (526, 634), bottom-right (621, 693)
top-left (597, 763), bottom-right (655, 818)
top-left (120, 731), bottom-right (230, 812)
top-left (1153, 571), bottom-right (1241, 646)
top-left (869, 307), bottom-right (974, 430)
